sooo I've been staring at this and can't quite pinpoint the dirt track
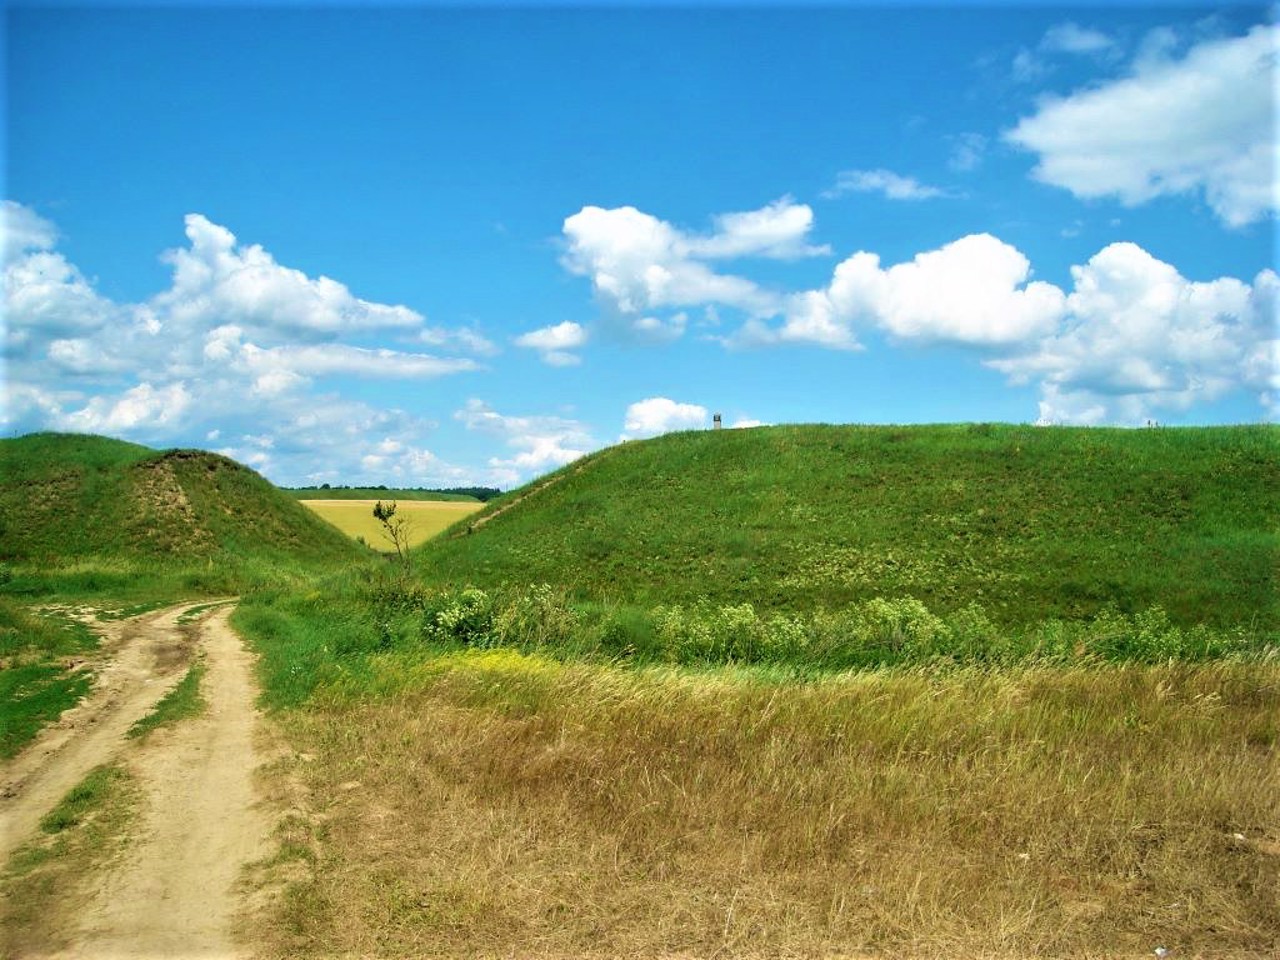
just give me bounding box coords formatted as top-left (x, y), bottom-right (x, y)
top-left (0, 601), bottom-right (271, 959)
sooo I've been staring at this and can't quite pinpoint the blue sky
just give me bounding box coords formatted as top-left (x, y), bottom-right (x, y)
top-left (3, 2), bottom-right (1276, 488)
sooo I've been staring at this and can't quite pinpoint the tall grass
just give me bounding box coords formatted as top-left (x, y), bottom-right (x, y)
top-left (255, 648), bottom-right (1280, 958)
top-left (235, 575), bottom-right (1277, 713)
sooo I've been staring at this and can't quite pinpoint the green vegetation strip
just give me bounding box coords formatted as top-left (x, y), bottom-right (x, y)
top-left (235, 571), bottom-right (1277, 714)
top-left (0, 599), bottom-right (99, 759)
top-left (127, 660), bottom-right (206, 741)
top-left (39, 765), bottom-right (125, 834)
top-left (3, 764), bottom-right (138, 954)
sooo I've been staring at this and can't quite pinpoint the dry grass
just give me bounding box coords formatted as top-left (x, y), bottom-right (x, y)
top-left (253, 653), bottom-right (1280, 959)
top-left (299, 500), bottom-right (482, 549)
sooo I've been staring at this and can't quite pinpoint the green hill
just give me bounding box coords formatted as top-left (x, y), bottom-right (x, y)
top-left (418, 423), bottom-right (1278, 629)
top-left (0, 433), bottom-right (364, 583)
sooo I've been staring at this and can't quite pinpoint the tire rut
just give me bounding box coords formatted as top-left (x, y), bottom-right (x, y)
top-left (2, 601), bottom-right (271, 959)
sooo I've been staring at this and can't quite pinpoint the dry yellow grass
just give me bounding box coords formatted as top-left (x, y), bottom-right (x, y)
top-left (251, 653), bottom-right (1280, 959)
top-left (299, 500), bottom-right (482, 549)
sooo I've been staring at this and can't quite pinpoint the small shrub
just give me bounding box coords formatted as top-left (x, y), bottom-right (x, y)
top-left (425, 588), bottom-right (495, 647)
top-left (852, 597), bottom-right (950, 659)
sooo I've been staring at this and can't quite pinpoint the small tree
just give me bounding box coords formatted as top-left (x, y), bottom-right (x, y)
top-left (373, 500), bottom-right (413, 574)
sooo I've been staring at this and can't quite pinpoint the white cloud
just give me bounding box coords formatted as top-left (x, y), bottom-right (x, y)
top-left (238, 342), bottom-right (480, 381)
top-left (1041, 23), bottom-right (1115, 55)
top-left (2, 200), bottom-right (57, 262)
top-left (729, 417), bottom-right (767, 429)
top-left (620, 397), bottom-right (708, 440)
top-left (1, 204), bottom-right (502, 485)
top-left (1012, 21), bottom-right (1119, 83)
top-left (1006, 23), bottom-right (1278, 226)
top-left (4, 248), bottom-right (120, 343)
top-left (418, 326), bottom-right (499, 356)
top-left (561, 200), bottom-right (820, 327)
top-left (455, 398), bottom-right (597, 479)
top-left (689, 197), bottom-right (831, 260)
top-left (154, 213), bottom-right (428, 340)
top-left (823, 169), bottom-right (949, 201)
top-left (514, 320), bottom-right (588, 366)
top-left (988, 243), bottom-right (1277, 423)
top-left (633, 313), bottom-right (688, 343)
top-left (742, 233), bottom-right (1065, 350)
top-left (62, 382), bottom-right (193, 434)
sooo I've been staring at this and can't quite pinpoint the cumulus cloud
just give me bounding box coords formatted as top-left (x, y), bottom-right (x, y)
top-left (560, 199), bottom-right (824, 331)
top-left (62, 382), bottom-right (193, 434)
top-left (988, 243), bottom-right (1277, 423)
top-left (620, 397), bottom-right (708, 440)
top-left (741, 233), bottom-right (1065, 350)
top-left (455, 398), bottom-right (597, 481)
top-left (154, 214), bottom-right (428, 340)
top-left (2, 200), bottom-right (57, 262)
top-left (823, 169), bottom-right (949, 201)
top-left (513, 320), bottom-right (588, 366)
top-left (689, 198), bottom-right (831, 260)
top-left (4, 241), bottom-right (120, 347)
top-left (2, 204), bottom-right (487, 466)
top-left (1006, 23), bottom-right (1278, 226)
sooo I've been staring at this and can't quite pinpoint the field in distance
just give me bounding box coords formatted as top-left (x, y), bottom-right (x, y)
top-left (285, 486), bottom-right (498, 502)
top-left (299, 499), bottom-right (484, 549)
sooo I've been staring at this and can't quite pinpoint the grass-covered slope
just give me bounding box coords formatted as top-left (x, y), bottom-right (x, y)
top-left (419, 423), bottom-right (1278, 628)
top-left (0, 432), bottom-right (364, 581)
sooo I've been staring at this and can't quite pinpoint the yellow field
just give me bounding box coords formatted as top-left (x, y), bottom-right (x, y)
top-left (299, 499), bottom-right (483, 549)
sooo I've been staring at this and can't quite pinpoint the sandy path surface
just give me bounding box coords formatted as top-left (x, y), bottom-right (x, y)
top-left (58, 605), bottom-right (271, 959)
top-left (2, 602), bottom-right (272, 960)
top-left (0, 603), bottom-right (201, 865)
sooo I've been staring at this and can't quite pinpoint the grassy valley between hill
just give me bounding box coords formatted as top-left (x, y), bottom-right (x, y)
top-left (3, 426), bottom-right (1278, 958)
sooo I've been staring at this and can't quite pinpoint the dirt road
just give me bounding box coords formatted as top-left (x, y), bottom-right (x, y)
top-left (0, 601), bottom-right (271, 959)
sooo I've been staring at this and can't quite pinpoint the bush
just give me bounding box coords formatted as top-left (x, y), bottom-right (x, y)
top-left (424, 588), bottom-right (495, 647)
top-left (851, 597), bottom-right (949, 659)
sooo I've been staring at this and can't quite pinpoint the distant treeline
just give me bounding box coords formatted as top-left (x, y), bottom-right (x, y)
top-left (285, 485), bottom-right (502, 503)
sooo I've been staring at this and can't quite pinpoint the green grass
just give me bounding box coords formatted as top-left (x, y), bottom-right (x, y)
top-left (0, 599), bottom-right (99, 759)
top-left (127, 660), bottom-right (206, 741)
top-left (0, 432), bottom-right (367, 602)
top-left (39, 765), bottom-right (125, 834)
top-left (417, 423), bottom-right (1279, 630)
top-left (217, 424), bottom-right (1280, 958)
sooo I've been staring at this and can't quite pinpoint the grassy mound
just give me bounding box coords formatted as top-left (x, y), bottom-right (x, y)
top-left (0, 432), bottom-right (365, 593)
top-left (418, 423), bottom-right (1278, 629)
